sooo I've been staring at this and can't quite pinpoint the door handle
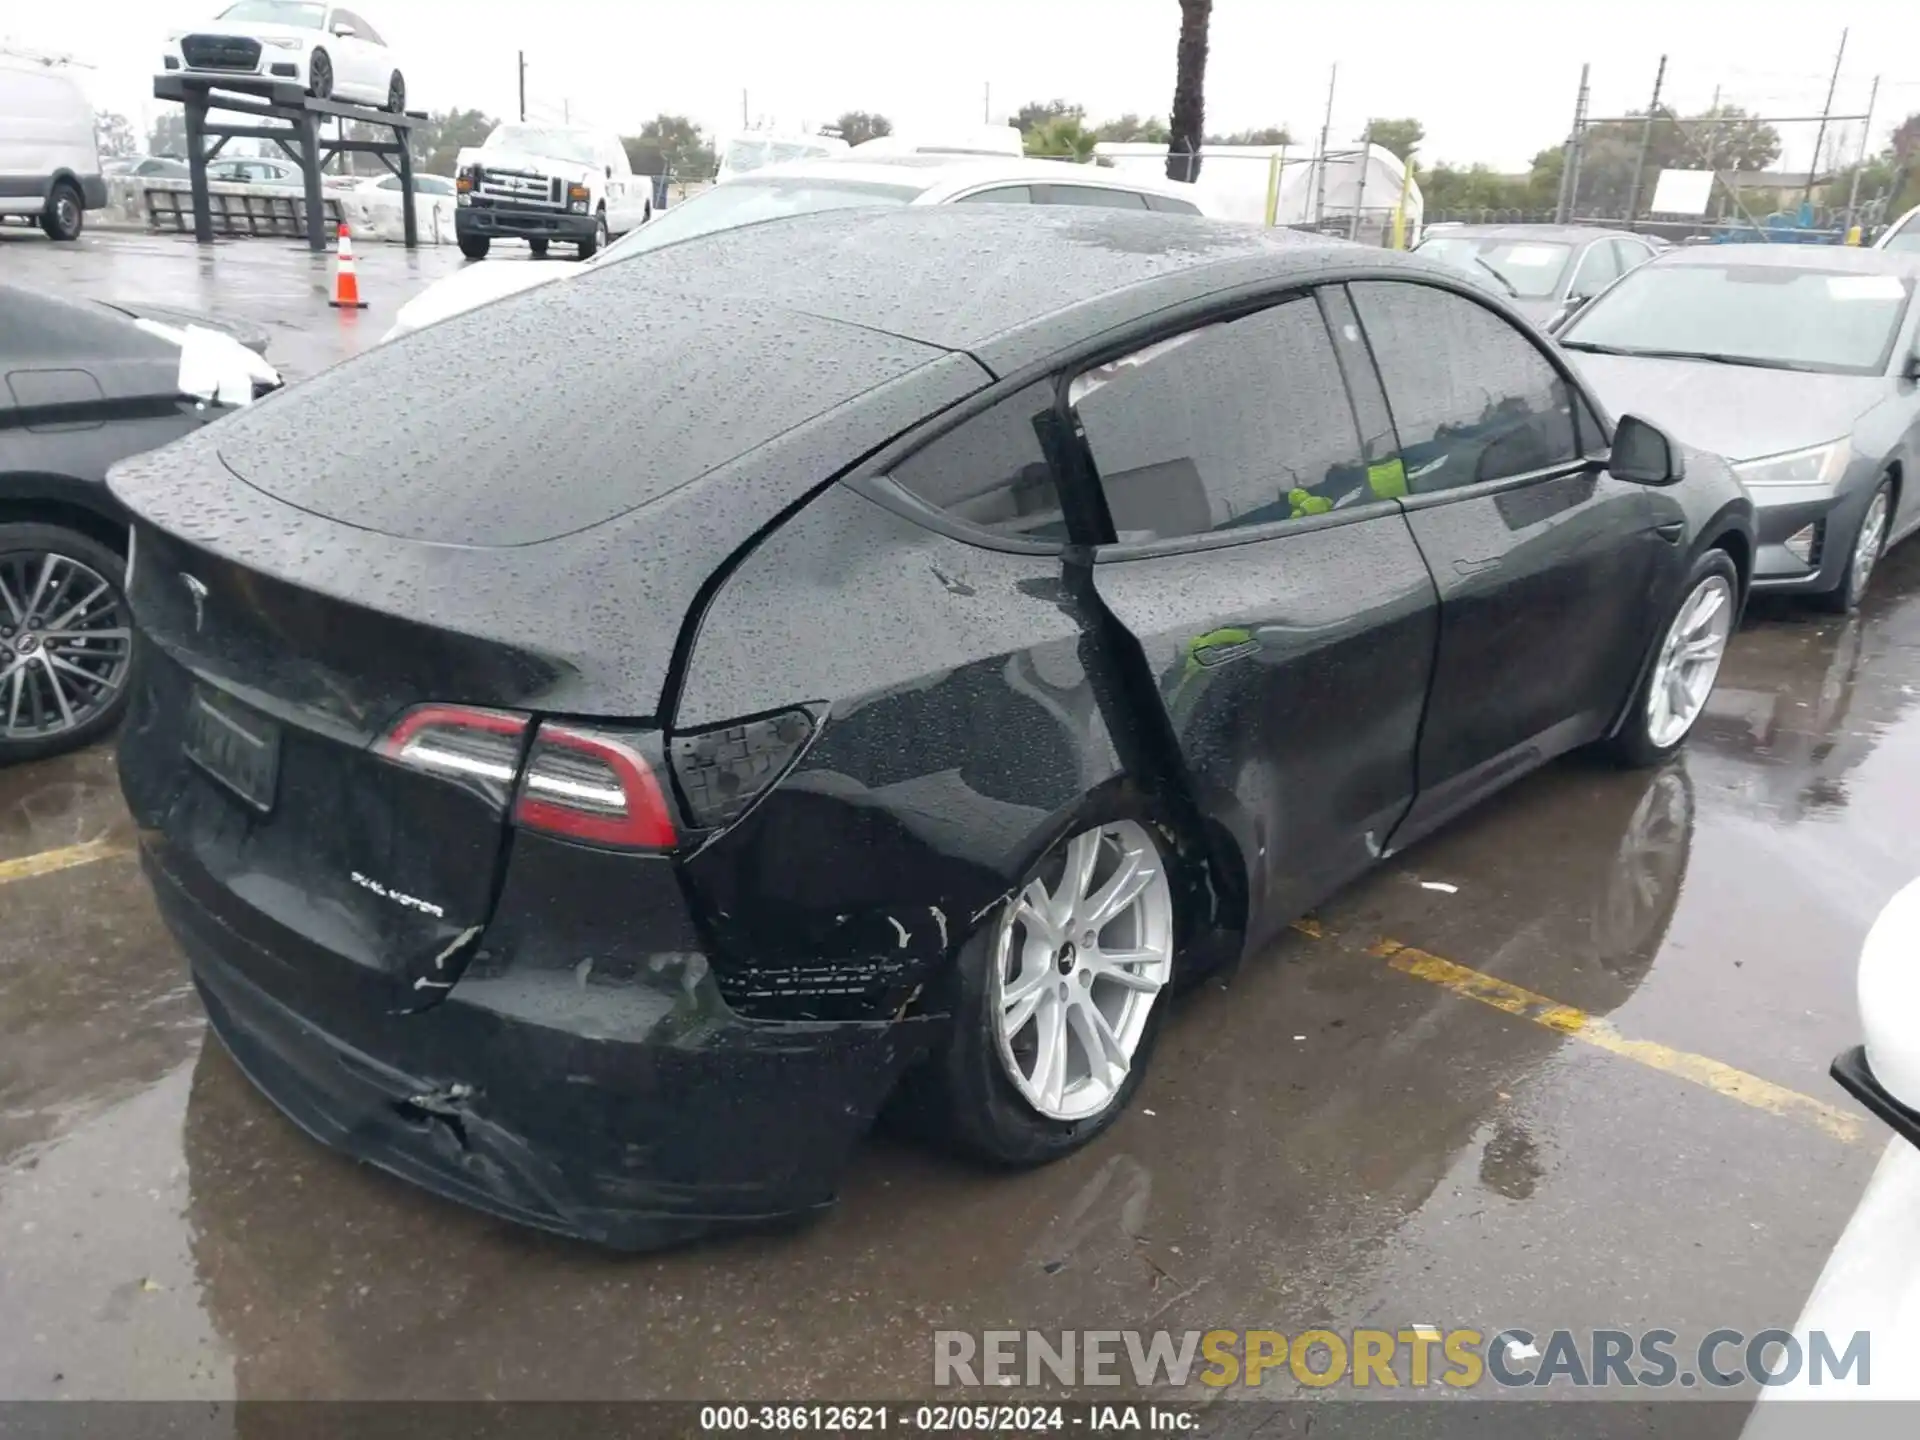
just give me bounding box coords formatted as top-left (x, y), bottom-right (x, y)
top-left (1654, 521), bottom-right (1685, 544)
top-left (1452, 557), bottom-right (1501, 576)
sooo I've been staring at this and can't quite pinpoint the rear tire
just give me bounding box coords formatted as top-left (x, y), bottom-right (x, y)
top-left (458, 234), bottom-right (489, 260)
top-left (1812, 478), bottom-right (1892, 614)
top-left (0, 523), bottom-right (134, 765)
top-left (899, 810), bottom-right (1179, 1166)
top-left (40, 179), bottom-right (83, 242)
top-left (1606, 549), bottom-right (1739, 768)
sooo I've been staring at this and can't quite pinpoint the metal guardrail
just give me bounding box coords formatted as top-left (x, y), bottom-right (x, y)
top-left (143, 182), bottom-right (344, 239)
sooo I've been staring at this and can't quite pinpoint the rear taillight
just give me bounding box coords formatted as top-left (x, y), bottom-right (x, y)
top-left (513, 724), bottom-right (676, 851)
top-left (378, 705), bottom-right (529, 807)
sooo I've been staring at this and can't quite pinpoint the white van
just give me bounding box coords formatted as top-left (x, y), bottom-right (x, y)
top-left (0, 60), bottom-right (104, 241)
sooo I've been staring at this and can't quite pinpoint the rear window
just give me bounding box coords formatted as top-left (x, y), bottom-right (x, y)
top-left (212, 282), bottom-right (946, 548)
top-left (887, 382), bottom-right (1066, 545)
top-left (600, 176), bottom-right (924, 264)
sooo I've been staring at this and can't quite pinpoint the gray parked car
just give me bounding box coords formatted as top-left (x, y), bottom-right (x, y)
top-left (1559, 245), bottom-right (1920, 611)
top-left (1412, 223), bottom-right (1660, 326)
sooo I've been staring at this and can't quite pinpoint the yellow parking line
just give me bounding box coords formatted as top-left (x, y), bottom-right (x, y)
top-left (1365, 938), bottom-right (1866, 1145)
top-left (0, 837), bottom-right (130, 886)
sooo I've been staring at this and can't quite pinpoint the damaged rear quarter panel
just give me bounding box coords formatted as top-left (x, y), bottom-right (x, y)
top-left (672, 483), bottom-right (1126, 1020)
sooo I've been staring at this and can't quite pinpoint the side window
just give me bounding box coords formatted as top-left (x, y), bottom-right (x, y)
top-left (1612, 239), bottom-right (1653, 274)
top-left (1350, 281), bottom-right (1579, 493)
top-left (1569, 241), bottom-right (1621, 298)
top-left (1883, 212), bottom-right (1920, 253)
top-left (1045, 185), bottom-right (1150, 210)
top-left (887, 382), bottom-right (1066, 545)
top-left (954, 186), bottom-right (1033, 204)
top-left (1073, 297), bottom-right (1369, 543)
top-left (1145, 192), bottom-right (1201, 214)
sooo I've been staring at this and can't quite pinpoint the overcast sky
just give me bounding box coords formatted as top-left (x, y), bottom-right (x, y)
top-left (9, 0), bottom-right (1920, 172)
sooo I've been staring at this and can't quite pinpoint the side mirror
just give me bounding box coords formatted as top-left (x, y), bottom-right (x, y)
top-left (331, 21), bottom-right (357, 36)
top-left (1610, 414), bottom-right (1685, 486)
top-left (1904, 348), bottom-right (1920, 381)
top-left (605, 165), bottom-right (614, 179)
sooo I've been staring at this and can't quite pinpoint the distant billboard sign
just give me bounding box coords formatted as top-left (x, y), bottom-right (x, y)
top-left (1650, 169), bottom-right (1715, 217)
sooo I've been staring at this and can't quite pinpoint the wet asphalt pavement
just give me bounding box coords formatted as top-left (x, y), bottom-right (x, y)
top-left (2, 230), bottom-right (1918, 1407)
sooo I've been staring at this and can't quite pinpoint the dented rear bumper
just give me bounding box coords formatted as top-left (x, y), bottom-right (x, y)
top-left (144, 837), bottom-right (939, 1251)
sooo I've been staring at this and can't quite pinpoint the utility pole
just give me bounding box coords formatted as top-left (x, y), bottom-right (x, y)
top-left (1555, 63), bottom-right (1590, 223)
top-left (1843, 74), bottom-right (1880, 237)
top-left (1349, 121), bottom-right (1370, 240)
top-left (1807, 27), bottom-right (1847, 206)
top-left (1313, 63), bottom-right (1337, 226)
top-left (742, 89), bottom-right (749, 129)
top-left (517, 51), bottom-right (526, 122)
top-left (984, 81), bottom-right (990, 125)
top-left (1623, 53), bottom-right (1666, 231)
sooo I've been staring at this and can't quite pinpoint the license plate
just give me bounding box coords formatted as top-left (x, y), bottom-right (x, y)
top-left (184, 684), bottom-right (281, 813)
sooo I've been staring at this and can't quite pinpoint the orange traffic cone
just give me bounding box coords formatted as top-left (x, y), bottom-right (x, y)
top-left (329, 223), bottom-right (367, 310)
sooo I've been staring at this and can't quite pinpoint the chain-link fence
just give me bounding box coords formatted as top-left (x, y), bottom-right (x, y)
top-left (1556, 96), bottom-right (1893, 244)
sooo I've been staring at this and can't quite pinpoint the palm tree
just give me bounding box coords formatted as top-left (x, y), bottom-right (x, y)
top-left (1166, 0), bottom-right (1212, 182)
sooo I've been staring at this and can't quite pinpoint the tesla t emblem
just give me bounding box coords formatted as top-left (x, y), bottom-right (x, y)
top-left (182, 574), bottom-right (208, 632)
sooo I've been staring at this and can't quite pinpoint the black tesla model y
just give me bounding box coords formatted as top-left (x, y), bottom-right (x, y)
top-left (113, 207), bottom-right (1753, 1249)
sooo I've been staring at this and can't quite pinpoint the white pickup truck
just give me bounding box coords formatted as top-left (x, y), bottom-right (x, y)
top-left (454, 122), bottom-right (651, 260)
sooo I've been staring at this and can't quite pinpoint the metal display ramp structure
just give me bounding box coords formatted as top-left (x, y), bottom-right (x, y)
top-left (153, 73), bottom-right (423, 250)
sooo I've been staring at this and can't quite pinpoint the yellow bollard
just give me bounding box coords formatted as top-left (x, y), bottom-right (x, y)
top-left (1845, 225), bottom-right (1863, 246)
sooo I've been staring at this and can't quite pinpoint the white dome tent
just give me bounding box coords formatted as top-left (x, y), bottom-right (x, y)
top-left (1092, 140), bottom-right (1424, 245)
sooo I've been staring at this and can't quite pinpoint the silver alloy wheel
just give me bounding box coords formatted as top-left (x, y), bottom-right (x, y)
top-left (1646, 573), bottom-right (1734, 749)
top-left (0, 551), bottom-right (132, 742)
top-left (1848, 486), bottom-right (1890, 608)
top-left (990, 819), bottom-right (1174, 1122)
top-left (53, 191), bottom-right (80, 236)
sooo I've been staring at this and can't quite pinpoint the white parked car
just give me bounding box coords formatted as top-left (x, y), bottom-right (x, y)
top-left (204, 155), bottom-right (354, 189)
top-left (1741, 876), bottom-right (1920, 1425)
top-left (0, 58), bottom-right (104, 241)
top-left (386, 153), bottom-right (1215, 342)
top-left (1877, 205), bottom-right (1920, 254)
top-left (454, 123), bottom-right (650, 260)
top-left (352, 172), bottom-right (454, 196)
top-left (164, 1), bottom-right (408, 112)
